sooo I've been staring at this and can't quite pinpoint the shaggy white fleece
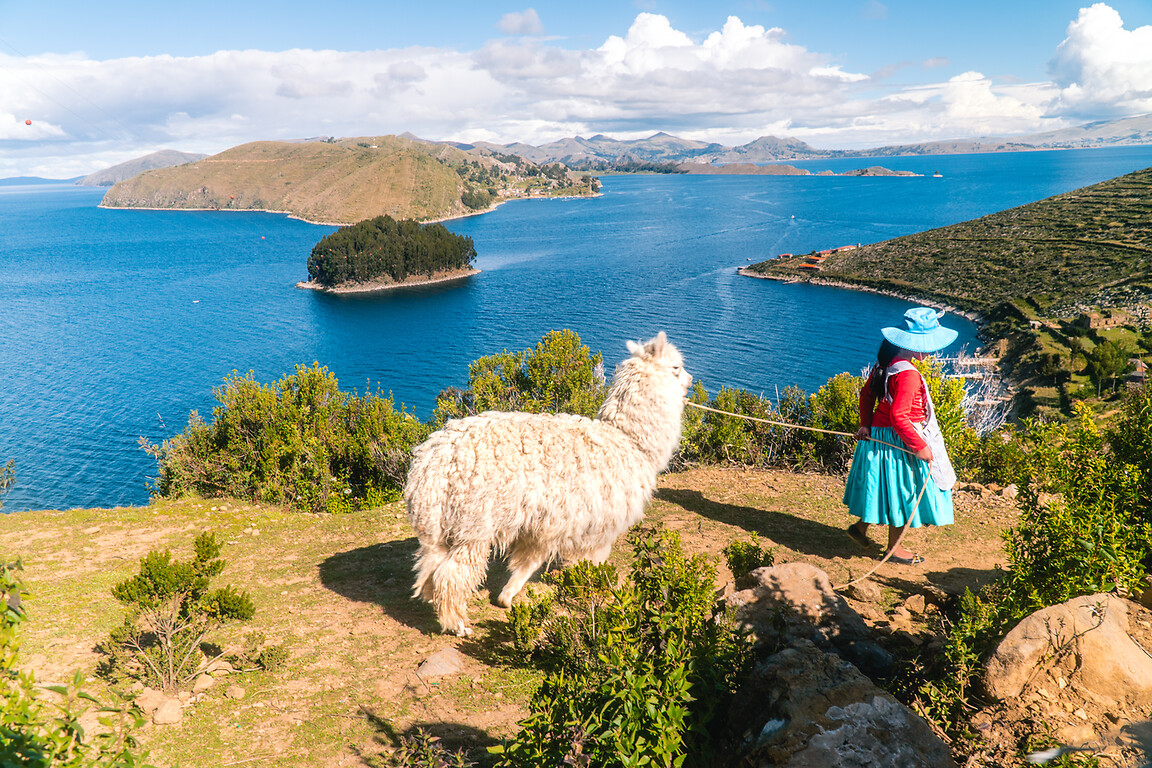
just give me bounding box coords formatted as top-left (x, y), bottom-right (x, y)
top-left (404, 332), bottom-right (693, 636)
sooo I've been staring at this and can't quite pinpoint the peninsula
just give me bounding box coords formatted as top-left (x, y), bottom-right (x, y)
top-left (741, 165), bottom-right (1152, 416)
top-left (99, 135), bottom-right (600, 225)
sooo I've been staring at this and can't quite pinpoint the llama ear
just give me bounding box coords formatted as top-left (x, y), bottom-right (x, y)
top-left (645, 331), bottom-right (668, 356)
top-left (626, 339), bottom-right (643, 357)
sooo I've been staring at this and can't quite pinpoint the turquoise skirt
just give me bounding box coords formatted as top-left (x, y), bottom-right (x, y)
top-left (842, 426), bottom-right (953, 528)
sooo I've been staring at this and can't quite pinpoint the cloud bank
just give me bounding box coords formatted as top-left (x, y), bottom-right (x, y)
top-left (1, 4), bottom-right (1150, 177)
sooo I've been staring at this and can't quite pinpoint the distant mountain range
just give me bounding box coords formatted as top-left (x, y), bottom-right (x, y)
top-left (452, 113), bottom-right (1152, 166)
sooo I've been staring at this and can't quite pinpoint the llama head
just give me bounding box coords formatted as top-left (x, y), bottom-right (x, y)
top-left (626, 331), bottom-right (693, 396)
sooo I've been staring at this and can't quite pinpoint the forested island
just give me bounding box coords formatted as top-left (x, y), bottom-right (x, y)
top-left (299, 215), bottom-right (478, 293)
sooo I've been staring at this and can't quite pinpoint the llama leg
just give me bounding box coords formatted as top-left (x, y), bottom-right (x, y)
top-left (497, 542), bottom-right (548, 608)
top-left (588, 543), bottom-right (614, 565)
top-left (431, 541), bottom-right (490, 636)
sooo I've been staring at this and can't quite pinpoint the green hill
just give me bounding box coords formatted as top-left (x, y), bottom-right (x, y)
top-left (99, 135), bottom-right (597, 224)
top-left (745, 166), bottom-right (1152, 316)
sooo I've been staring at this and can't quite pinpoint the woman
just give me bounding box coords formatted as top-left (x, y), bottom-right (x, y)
top-left (843, 306), bottom-right (958, 565)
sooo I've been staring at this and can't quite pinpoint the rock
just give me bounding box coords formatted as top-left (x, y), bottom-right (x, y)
top-left (984, 594), bottom-right (1152, 705)
top-left (225, 685), bottom-right (246, 700)
top-left (417, 647), bottom-right (466, 678)
top-left (192, 673), bottom-right (214, 694)
top-left (723, 640), bottom-right (957, 767)
top-left (205, 659), bottom-right (235, 675)
top-left (728, 563), bottom-right (872, 649)
top-left (152, 698), bottom-right (183, 725)
top-left (1000, 483), bottom-right (1019, 499)
top-left (135, 687), bottom-right (165, 716)
top-left (846, 580), bottom-right (882, 604)
top-left (903, 594), bottom-right (927, 615)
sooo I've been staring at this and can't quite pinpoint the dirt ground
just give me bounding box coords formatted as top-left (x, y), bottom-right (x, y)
top-left (2, 466), bottom-right (1149, 767)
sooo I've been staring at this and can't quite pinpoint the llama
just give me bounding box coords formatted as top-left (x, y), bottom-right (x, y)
top-left (404, 332), bottom-right (693, 636)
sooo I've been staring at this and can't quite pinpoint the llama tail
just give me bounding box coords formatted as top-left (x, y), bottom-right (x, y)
top-left (412, 540), bottom-right (489, 636)
top-left (412, 541), bottom-right (448, 603)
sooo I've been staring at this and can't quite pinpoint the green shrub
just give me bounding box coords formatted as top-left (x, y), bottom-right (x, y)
top-left (1004, 403), bottom-right (1151, 608)
top-left (497, 528), bottom-right (751, 768)
top-left (809, 372), bottom-right (863, 472)
top-left (102, 532), bottom-right (255, 693)
top-left (433, 330), bottom-right (608, 422)
top-left (905, 395), bottom-right (1152, 742)
top-left (390, 728), bottom-right (474, 767)
top-left (2, 561), bottom-right (152, 767)
top-left (722, 537), bottom-right (776, 580)
top-left (143, 363), bottom-right (431, 512)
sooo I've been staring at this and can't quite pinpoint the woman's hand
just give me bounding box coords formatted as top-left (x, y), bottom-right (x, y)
top-left (914, 445), bottom-right (934, 462)
top-left (856, 426), bottom-right (871, 440)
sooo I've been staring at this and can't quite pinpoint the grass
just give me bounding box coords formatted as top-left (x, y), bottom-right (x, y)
top-left (0, 466), bottom-right (1020, 767)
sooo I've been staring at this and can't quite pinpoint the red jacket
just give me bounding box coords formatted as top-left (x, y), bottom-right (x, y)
top-left (859, 367), bottom-right (928, 452)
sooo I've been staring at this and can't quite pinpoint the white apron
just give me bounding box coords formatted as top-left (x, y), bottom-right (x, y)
top-left (884, 360), bottom-right (957, 491)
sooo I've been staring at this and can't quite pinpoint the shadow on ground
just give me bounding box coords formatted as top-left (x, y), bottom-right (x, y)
top-left (354, 705), bottom-right (501, 767)
top-left (655, 486), bottom-right (861, 560)
top-left (318, 538), bottom-right (525, 640)
top-left (317, 538), bottom-right (440, 633)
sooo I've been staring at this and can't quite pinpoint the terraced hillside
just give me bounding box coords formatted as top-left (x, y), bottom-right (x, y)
top-left (745, 166), bottom-right (1152, 316)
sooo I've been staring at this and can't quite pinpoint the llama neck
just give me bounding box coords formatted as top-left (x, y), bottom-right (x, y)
top-left (595, 367), bottom-right (683, 470)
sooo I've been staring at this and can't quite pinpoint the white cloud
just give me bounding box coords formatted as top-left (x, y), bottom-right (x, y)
top-left (1048, 2), bottom-right (1152, 116)
top-left (499, 9), bottom-right (544, 36)
top-left (1, 6), bottom-right (1149, 177)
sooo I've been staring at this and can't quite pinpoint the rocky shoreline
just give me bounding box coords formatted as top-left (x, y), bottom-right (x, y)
top-left (736, 266), bottom-right (985, 329)
top-left (295, 267), bottom-right (480, 294)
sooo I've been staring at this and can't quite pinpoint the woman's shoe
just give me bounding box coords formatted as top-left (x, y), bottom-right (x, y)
top-left (847, 523), bottom-right (873, 549)
top-left (887, 552), bottom-right (925, 565)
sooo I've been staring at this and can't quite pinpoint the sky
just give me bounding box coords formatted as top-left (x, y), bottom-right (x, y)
top-left (1, 0), bottom-right (1151, 178)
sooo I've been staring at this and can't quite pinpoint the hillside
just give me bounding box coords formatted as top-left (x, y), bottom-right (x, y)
top-left (743, 166), bottom-right (1152, 316)
top-left (99, 135), bottom-right (597, 225)
top-left (0, 467), bottom-right (1026, 767)
top-left (76, 150), bottom-right (206, 186)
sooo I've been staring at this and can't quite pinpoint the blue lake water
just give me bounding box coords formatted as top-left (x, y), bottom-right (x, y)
top-left (2, 145), bottom-right (1152, 513)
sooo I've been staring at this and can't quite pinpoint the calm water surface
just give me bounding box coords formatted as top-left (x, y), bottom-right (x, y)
top-left (2, 145), bottom-right (1151, 513)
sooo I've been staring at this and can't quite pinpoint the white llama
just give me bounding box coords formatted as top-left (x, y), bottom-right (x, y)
top-left (404, 332), bottom-right (693, 636)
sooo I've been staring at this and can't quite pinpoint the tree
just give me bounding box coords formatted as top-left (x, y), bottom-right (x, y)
top-left (1086, 339), bottom-right (1130, 395)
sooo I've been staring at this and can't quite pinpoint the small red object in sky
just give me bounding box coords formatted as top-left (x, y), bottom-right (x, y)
top-left (25, 119), bottom-right (31, 125)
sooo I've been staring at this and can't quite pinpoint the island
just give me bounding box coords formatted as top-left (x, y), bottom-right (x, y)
top-left (297, 214), bottom-right (479, 294)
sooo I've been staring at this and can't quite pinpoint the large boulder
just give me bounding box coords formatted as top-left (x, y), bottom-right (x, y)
top-left (984, 593), bottom-right (1152, 706)
top-left (723, 640), bottom-right (957, 767)
top-left (726, 562), bottom-right (892, 675)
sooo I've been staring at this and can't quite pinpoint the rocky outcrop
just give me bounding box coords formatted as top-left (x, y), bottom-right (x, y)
top-left (723, 640), bottom-right (957, 767)
top-left (984, 593), bottom-right (1152, 706)
top-left (720, 563), bottom-right (955, 766)
top-left (727, 562), bottom-right (893, 676)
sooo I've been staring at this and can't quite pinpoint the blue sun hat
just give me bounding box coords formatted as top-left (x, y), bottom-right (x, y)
top-left (881, 306), bottom-right (959, 353)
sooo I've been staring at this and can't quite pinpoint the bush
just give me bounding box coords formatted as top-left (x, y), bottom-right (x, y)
top-left (143, 363), bottom-right (431, 512)
top-left (2, 561), bottom-right (152, 767)
top-left (722, 537), bottom-right (775, 581)
top-left (102, 532), bottom-right (255, 693)
top-left (497, 528), bottom-right (751, 768)
top-left (433, 330), bottom-right (607, 422)
top-left (905, 394), bottom-right (1152, 742)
